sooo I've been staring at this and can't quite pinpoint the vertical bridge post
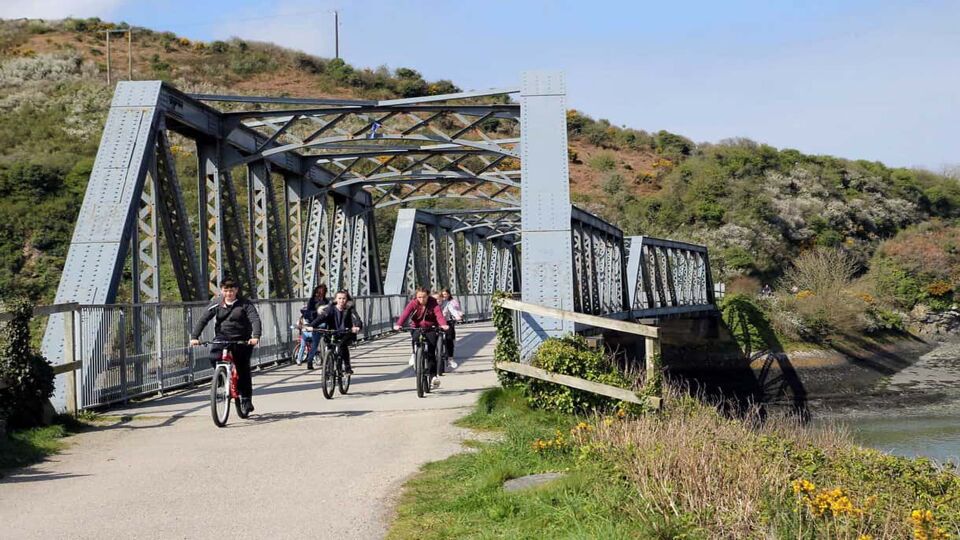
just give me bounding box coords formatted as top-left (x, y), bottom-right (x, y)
top-left (519, 71), bottom-right (575, 360)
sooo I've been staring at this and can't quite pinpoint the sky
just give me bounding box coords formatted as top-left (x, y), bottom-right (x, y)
top-left (2, 0), bottom-right (958, 171)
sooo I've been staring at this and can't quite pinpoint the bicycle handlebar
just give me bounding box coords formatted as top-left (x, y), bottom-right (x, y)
top-left (196, 340), bottom-right (249, 346)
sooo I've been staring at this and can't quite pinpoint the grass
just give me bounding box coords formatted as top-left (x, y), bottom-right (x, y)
top-left (388, 386), bottom-right (960, 539)
top-left (0, 414), bottom-right (99, 476)
top-left (388, 388), bottom-right (655, 539)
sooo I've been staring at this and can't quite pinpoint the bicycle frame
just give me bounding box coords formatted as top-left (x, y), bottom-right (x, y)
top-left (315, 329), bottom-right (353, 399)
top-left (202, 339), bottom-right (249, 427)
top-left (318, 330), bottom-right (351, 366)
top-left (217, 347), bottom-right (239, 399)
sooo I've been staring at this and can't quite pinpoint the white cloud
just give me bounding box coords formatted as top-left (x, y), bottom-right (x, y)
top-left (0, 0), bottom-right (126, 20)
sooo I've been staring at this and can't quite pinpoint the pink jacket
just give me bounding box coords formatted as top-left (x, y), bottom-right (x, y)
top-left (397, 297), bottom-right (448, 329)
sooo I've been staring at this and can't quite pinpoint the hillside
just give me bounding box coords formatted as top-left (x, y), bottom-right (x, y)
top-left (1, 17), bottom-right (958, 313)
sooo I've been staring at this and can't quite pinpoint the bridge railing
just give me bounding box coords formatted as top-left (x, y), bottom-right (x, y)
top-left (71, 294), bottom-right (493, 409)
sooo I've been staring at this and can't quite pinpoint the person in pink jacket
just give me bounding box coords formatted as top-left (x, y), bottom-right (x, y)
top-left (394, 287), bottom-right (449, 388)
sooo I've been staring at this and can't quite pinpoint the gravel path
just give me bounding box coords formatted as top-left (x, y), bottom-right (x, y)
top-left (0, 323), bottom-right (497, 540)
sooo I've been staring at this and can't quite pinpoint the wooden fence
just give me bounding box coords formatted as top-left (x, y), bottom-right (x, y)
top-left (497, 298), bottom-right (662, 409)
top-left (0, 303), bottom-right (81, 413)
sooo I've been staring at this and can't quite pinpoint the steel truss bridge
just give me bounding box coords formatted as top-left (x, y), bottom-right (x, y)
top-left (40, 71), bottom-right (717, 410)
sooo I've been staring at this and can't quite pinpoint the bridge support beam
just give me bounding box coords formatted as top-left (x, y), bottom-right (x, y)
top-left (519, 71), bottom-right (575, 360)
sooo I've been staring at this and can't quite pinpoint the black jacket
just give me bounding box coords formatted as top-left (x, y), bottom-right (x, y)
top-left (301, 296), bottom-right (329, 320)
top-left (309, 303), bottom-right (363, 332)
top-left (191, 297), bottom-right (262, 340)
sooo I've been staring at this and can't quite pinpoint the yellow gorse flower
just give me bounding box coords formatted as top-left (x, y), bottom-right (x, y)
top-left (792, 480), bottom-right (863, 518)
top-left (910, 509), bottom-right (948, 540)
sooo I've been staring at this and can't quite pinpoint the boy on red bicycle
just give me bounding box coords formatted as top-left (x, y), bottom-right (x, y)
top-left (189, 278), bottom-right (261, 412)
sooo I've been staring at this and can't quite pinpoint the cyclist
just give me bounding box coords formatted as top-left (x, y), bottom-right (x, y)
top-left (305, 290), bottom-right (363, 374)
top-left (297, 285), bottom-right (329, 367)
top-left (189, 278), bottom-right (261, 412)
top-left (393, 287), bottom-right (448, 388)
top-left (301, 284), bottom-right (330, 320)
top-left (439, 289), bottom-right (464, 370)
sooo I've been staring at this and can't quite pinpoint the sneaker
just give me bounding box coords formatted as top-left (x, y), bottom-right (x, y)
top-left (242, 398), bottom-right (255, 413)
top-left (408, 353), bottom-right (415, 366)
top-left (447, 358), bottom-right (458, 369)
top-left (344, 366), bottom-right (354, 375)
top-left (430, 376), bottom-right (441, 389)
top-left (307, 362), bottom-right (314, 370)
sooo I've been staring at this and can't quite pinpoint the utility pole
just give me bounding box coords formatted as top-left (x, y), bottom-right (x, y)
top-left (105, 30), bottom-right (111, 86)
top-left (334, 10), bottom-right (339, 59)
top-left (102, 29), bottom-right (134, 85)
top-left (128, 29), bottom-right (133, 80)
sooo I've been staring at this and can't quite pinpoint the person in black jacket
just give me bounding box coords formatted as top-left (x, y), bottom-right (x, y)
top-left (301, 284), bottom-right (329, 320)
top-left (304, 290), bottom-right (362, 373)
top-left (189, 278), bottom-right (262, 412)
top-left (296, 284), bottom-right (330, 367)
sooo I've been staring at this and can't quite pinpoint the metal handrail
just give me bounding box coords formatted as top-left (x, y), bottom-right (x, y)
top-left (60, 294), bottom-right (492, 410)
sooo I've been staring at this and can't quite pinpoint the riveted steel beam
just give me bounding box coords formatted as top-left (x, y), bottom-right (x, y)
top-left (285, 176), bottom-right (304, 296)
top-left (155, 130), bottom-right (204, 301)
top-left (301, 194), bottom-right (329, 295)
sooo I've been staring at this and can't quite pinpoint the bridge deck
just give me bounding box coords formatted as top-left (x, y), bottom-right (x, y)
top-left (0, 323), bottom-right (497, 540)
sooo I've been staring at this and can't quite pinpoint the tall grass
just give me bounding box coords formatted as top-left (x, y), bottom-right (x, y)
top-left (390, 386), bottom-right (960, 539)
top-left (587, 386), bottom-right (960, 539)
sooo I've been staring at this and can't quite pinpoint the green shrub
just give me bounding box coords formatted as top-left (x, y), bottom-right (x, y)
top-left (229, 49), bottom-right (277, 76)
top-left (63, 18), bottom-right (89, 33)
top-left (491, 292), bottom-right (520, 388)
top-left (601, 173), bottom-right (624, 195)
top-left (695, 200), bottom-right (725, 226)
top-left (814, 229), bottom-right (843, 247)
top-left (209, 40), bottom-right (229, 53)
top-left (0, 298), bottom-right (54, 431)
top-left (870, 258), bottom-right (922, 309)
top-left (654, 130), bottom-right (694, 158)
top-left (866, 306), bottom-right (905, 331)
top-left (527, 335), bottom-right (633, 414)
top-left (588, 152), bottom-right (617, 172)
top-left (722, 246), bottom-right (755, 272)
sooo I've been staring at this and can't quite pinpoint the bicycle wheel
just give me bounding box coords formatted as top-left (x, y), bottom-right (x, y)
top-left (415, 345), bottom-right (426, 398)
top-left (337, 346), bottom-right (351, 395)
top-left (320, 345), bottom-right (336, 399)
top-left (235, 397), bottom-right (251, 418)
top-left (293, 339), bottom-right (303, 365)
top-left (210, 365), bottom-right (230, 427)
top-left (437, 338), bottom-right (446, 378)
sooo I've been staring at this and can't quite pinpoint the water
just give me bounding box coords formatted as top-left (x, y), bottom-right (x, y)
top-left (842, 415), bottom-right (960, 465)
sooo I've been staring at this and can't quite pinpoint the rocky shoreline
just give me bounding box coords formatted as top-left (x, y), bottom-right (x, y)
top-left (811, 337), bottom-right (960, 420)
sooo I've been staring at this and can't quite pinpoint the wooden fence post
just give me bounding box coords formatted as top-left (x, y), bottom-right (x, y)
top-left (64, 308), bottom-right (77, 415)
top-left (645, 336), bottom-right (660, 374)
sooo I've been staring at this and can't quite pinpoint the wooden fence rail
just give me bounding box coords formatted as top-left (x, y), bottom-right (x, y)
top-left (497, 361), bottom-right (661, 409)
top-left (497, 298), bottom-right (663, 410)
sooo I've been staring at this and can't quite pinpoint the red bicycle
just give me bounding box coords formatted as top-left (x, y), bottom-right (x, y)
top-left (290, 319), bottom-right (313, 366)
top-left (202, 340), bottom-right (251, 427)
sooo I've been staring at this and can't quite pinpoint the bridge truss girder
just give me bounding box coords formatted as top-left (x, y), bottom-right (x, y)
top-left (43, 72), bottom-right (716, 408)
top-left (625, 236), bottom-right (716, 317)
top-left (383, 208), bottom-right (519, 296)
